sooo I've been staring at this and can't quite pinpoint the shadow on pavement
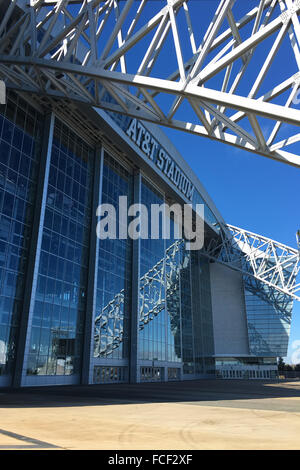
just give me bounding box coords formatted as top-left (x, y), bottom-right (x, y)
top-left (0, 379), bottom-right (300, 410)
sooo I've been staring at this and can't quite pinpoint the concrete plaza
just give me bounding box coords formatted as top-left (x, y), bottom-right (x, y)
top-left (0, 379), bottom-right (300, 450)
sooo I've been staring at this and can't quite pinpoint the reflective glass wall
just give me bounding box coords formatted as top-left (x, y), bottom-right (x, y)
top-left (26, 120), bottom-right (94, 377)
top-left (0, 92), bottom-right (42, 382)
top-left (138, 179), bottom-right (214, 377)
top-left (139, 179), bottom-right (167, 363)
top-left (165, 232), bottom-right (182, 364)
top-left (244, 276), bottom-right (292, 357)
top-left (93, 153), bottom-right (133, 363)
top-left (0, 94), bottom-right (218, 386)
top-left (179, 246), bottom-right (194, 375)
top-left (139, 180), bottom-right (187, 367)
top-left (191, 253), bottom-right (215, 374)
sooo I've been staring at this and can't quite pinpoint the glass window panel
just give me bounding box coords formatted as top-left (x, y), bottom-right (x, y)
top-left (0, 93), bottom-right (42, 377)
top-left (93, 153), bottom-right (132, 362)
top-left (27, 119), bottom-right (94, 377)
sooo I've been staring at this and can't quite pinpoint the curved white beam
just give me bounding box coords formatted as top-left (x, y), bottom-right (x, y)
top-left (0, 1), bottom-right (300, 166)
top-left (204, 223), bottom-right (300, 301)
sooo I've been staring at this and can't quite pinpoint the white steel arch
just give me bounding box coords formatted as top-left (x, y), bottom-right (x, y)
top-left (204, 223), bottom-right (300, 301)
top-left (1, 1), bottom-right (300, 166)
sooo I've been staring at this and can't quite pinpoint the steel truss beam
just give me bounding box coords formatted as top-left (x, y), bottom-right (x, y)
top-left (1, 1), bottom-right (300, 166)
top-left (204, 223), bottom-right (300, 301)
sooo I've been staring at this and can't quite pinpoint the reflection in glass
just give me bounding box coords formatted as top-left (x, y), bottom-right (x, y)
top-left (191, 252), bottom-right (215, 374)
top-left (244, 276), bottom-right (292, 357)
top-left (139, 180), bottom-right (167, 362)
top-left (93, 153), bottom-right (132, 360)
top-left (27, 120), bottom-right (93, 376)
top-left (139, 180), bottom-right (192, 366)
top-left (0, 92), bottom-right (42, 377)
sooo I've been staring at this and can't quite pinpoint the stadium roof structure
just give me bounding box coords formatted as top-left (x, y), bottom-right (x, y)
top-left (0, 0), bottom-right (299, 301)
top-left (1, 0), bottom-right (300, 165)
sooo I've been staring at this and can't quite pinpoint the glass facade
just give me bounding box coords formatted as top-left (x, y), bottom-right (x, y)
top-left (0, 92), bottom-right (42, 378)
top-left (165, 237), bottom-right (182, 364)
top-left (102, 99), bottom-right (221, 236)
top-left (27, 120), bottom-right (94, 376)
top-left (93, 153), bottom-right (133, 362)
top-left (215, 357), bottom-right (278, 366)
top-left (244, 276), bottom-right (292, 357)
top-left (180, 246), bottom-right (194, 375)
top-left (0, 91), bottom-right (294, 388)
top-left (191, 253), bottom-right (215, 375)
top-left (138, 179), bottom-right (215, 378)
top-left (138, 179), bottom-right (194, 367)
top-left (139, 179), bottom-right (168, 363)
top-left (215, 357), bottom-right (278, 380)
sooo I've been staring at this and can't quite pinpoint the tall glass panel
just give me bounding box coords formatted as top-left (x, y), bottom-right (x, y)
top-left (138, 179), bottom-right (210, 373)
top-left (180, 246), bottom-right (194, 375)
top-left (0, 92), bottom-right (42, 379)
top-left (244, 276), bottom-right (292, 357)
top-left (191, 252), bottom-right (215, 374)
top-left (139, 180), bottom-right (191, 367)
top-left (93, 153), bottom-right (132, 361)
top-left (27, 120), bottom-right (94, 376)
top-left (139, 179), bottom-right (167, 363)
top-left (165, 228), bottom-right (182, 364)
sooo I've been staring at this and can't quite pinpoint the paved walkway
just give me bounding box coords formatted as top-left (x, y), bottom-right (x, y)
top-left (0, 379), bottom-right (300, 450)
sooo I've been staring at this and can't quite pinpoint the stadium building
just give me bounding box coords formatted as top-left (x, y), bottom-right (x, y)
top-left (0, 0), bottom-right (299, 388)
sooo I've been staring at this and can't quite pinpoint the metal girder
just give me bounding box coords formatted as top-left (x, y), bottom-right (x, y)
top-left (1, 1), bottom-right (300, 166)
top-left (204, 223), bottom-right (300, 301)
